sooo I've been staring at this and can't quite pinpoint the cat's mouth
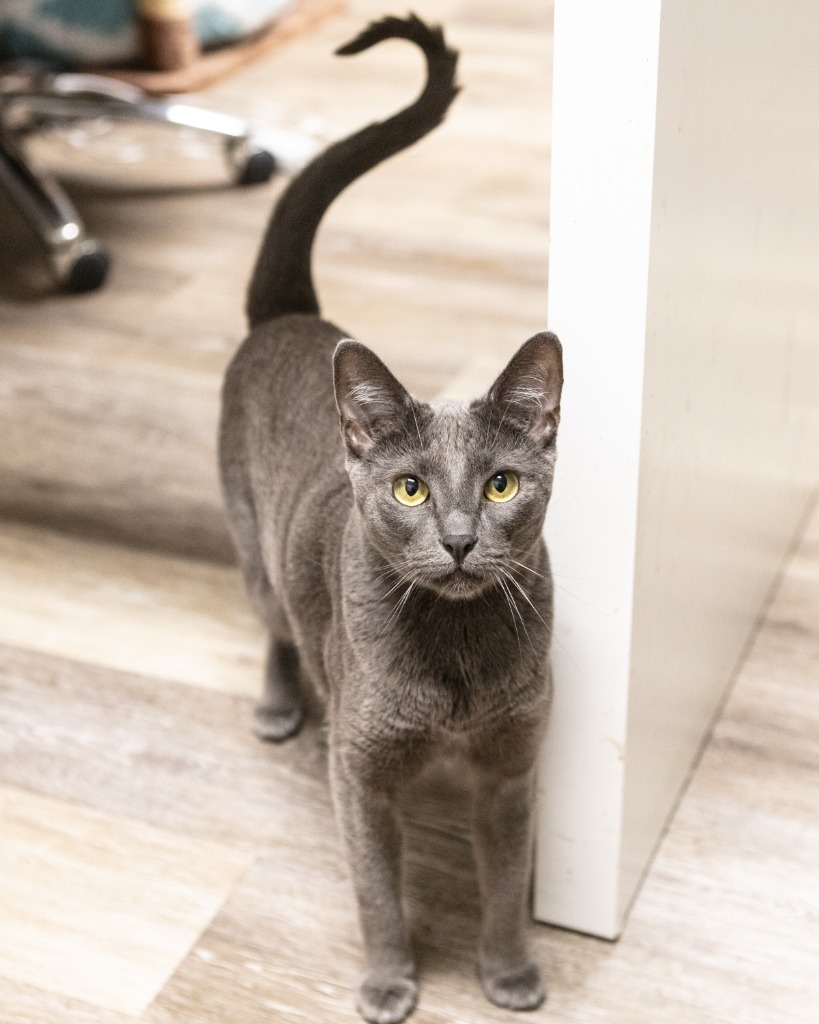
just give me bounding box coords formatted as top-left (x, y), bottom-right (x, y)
top-left (426, 565), bottom-right (489, 600)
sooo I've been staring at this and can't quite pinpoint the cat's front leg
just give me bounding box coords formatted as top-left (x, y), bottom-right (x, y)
top-left (469, 723), bottom-right (546, 1011)
top-left (330, 744), bottom-right (418, 1024)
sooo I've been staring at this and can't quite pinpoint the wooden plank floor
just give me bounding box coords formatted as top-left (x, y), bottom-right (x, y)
top-left (0, 505), bottom-right (817, 1023)
top-left (1, 1), bottom-right (818, 1022)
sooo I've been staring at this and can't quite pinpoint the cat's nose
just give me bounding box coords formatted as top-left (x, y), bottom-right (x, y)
top-left (440, 533), bottom-right (478, 566)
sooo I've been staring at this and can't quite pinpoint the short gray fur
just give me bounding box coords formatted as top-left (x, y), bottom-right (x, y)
top-left (219, 14), bottom-right (563, 1024)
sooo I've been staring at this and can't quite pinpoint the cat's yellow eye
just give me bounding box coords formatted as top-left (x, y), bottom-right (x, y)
top-left (484, 471), bottom-right (519, 503)
top-left (393, 475), bottom-right (429, 507)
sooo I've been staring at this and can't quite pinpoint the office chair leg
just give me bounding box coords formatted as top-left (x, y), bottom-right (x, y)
top-left (7, 76), bottom-right (278, 186)
top-left (115, 95), bottom-right (279, 185)
top-left (0, 130), bottom-right (108, 291)
top-left (0, 74), bottom-right (283, 290)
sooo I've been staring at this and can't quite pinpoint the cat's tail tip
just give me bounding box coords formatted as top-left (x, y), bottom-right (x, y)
top-left (334, 12), bottom-right (458, 72)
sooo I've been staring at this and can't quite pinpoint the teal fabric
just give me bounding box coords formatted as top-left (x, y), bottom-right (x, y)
top-left (38, 0), bottom-right (132, 35)
top-left (0, 0), bottom-right (136, 64)
top-left (0, 23), bottom-right (70, 62)
top-left (195, 5), bottom-right (242, 47)
top-left (0, 1), bottom-right (291, 64)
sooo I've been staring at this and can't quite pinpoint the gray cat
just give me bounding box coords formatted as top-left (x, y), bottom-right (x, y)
top-left (219, 14), bottom-right (563, 1024)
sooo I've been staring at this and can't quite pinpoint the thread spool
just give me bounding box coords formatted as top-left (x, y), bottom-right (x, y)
top-left (137, 0), bottom-right (199, 71)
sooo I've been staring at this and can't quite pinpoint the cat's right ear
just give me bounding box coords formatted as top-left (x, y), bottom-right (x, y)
top-left (333, 340), bottom-right (416, 456)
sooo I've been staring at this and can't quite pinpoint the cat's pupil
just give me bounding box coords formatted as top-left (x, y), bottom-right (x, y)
top-left (405, 477), bottom-right (419, 497)
top-left (493, 473), bottom-right (507, 493)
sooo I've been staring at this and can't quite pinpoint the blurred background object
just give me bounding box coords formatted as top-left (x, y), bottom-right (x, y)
top-left (0, 0), bottom-right (337, 290)
top-left (0, 70), bottom-right (279, 290)
top-left (0, 0), bottom-right (294, 68)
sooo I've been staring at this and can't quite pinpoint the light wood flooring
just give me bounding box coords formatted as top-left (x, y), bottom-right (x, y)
top-left (1, 1), bottom-right (818, 1022)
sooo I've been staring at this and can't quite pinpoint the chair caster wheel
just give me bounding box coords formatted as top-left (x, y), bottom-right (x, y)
top-left (237, 148), bottom-right (277, 186)
top-left (51, 238), bottom-right (109, 292)
top-left (225, 136), bottom-right (278, 186)
top-left (64, 248), bottom-right (109, 292)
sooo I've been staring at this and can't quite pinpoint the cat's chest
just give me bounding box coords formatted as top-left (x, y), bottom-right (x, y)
top-left (342, 576), bottom-right (551, 733)
top-left (380, 630), bottom-right (545, 734)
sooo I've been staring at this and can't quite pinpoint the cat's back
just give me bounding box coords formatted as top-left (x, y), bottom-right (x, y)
top-left (221, 313), bottom-right (347, 476)
top-left (219, 312), bottom-right (351, 589)
top-left (219, 313), bottom-right (354, 696)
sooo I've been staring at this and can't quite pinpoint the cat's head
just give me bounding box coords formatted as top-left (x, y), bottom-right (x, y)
top-left (333, 333), bottom-right (563, 599)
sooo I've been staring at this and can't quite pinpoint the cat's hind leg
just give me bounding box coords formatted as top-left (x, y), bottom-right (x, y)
top-left (222, 464), bottom-right (304, 741)
top-left (243, 562), bottom-right (304, 742)
top-left (254, 628), bottom-right (304, 742)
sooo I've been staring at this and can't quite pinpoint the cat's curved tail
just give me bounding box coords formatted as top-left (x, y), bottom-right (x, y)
top-left (245, 13), bottom-right (460, 328)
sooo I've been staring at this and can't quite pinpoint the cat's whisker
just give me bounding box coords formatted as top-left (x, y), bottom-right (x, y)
top-left (496, 568), bottom-right (547, 658)
top-left (483, 402), bottom-right (495, 446)
top-left (490, 397), bottom-right (514, 448)
top-left (380, 580), bottom-right (416, 637)
top-left (496, 572), bottom-right (536, 656)
top-left (381, 579), bottom-right (408, 601)
top-left (372, 556), bottom-right (420, 582)
top-left (509, 557), bottom-right (546, 580)
top-left (409, 403), bottom-right (423, 447)
top-left (493, 573), bottom-right (522, 657)
top-left (551, 581), bottom-right (609, 615)
top-left (504, 582), bottom-right (535, 654)
top-left (509, 561), bottom-right (604, 615)
top-left (500, 567), bottom-right (583, 670)
top-left (375, 555), bottom-right (418, 571)
top-left (382, 572), bottom-right (414, 600)
top-left (397, 581), bottom-right (415, 614)
top-left (374, 561), bottom-right (416, 583)
top-left (499, 566), bottom-right (548, 628)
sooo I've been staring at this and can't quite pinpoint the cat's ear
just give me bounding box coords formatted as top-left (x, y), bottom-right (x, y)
top-left (333, 340), bottom-right (416, 456)
top-left (486, 332), bottom-right (563, 446)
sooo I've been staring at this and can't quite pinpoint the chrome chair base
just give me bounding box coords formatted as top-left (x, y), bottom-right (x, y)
top-left (0, 71), bottom-right (279, 291)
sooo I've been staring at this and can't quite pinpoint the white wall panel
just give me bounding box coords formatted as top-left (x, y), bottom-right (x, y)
top-left (537, 0), bottom-right (819, 937)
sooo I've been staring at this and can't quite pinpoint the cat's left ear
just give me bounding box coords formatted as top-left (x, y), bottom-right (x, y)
top-left (333, 340), bottom-right (417, 456)
top-left (485, 332), bottom-right (563, 445)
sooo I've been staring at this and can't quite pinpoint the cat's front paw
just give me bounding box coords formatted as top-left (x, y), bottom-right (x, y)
top-left (252, 703), bottom-right (303, 742)
top-left (356, 975), bottom-right (418, 1024)
top-left (480, 960), bottom-right (545, 1011)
